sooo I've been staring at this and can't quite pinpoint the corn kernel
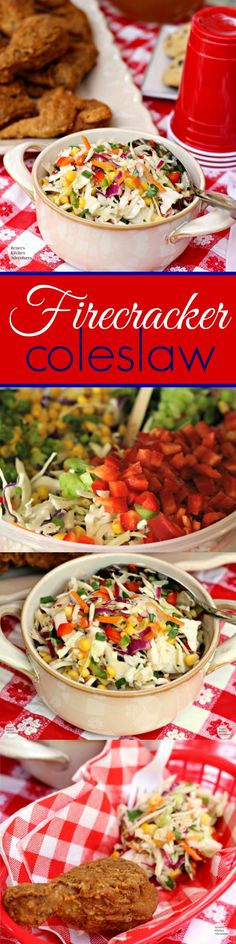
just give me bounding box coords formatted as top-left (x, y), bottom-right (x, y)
top-left (73, 444), bottom-right (84, 457)
top-left (107, 666), bottom-right (116, 679)
top-left (67, 669), bottom-right (79, 681)
top-left (118, 424), bottom-right (126, 436)
top-left (79, 197), bottom-right (85, 209)
top-left (103, 412), bottom-right (114, 426)
top-left (63, 437), bottom-right (74, 450)
top-left (148, 793), bottom-right (161, 807)
top-left (112, 520), bottom-right (123, 535)
top-left (37, 485), bottom-right (49, 500)
top-left (40, 651), bottom-right (52, 663)
top-left (145, 197), bottom-right (152, 206)
top-left (112, 851), bottom-right (120, 859)
top-left (140, 823), bottom-right (156, 836)
top-left (126, 177), bottom-right (137, 190)
top-left (201, 813), bottom-right (211, 826)
top-left (66, 170), bottom-right (76, 183)
top-left (80, 668), bottom-right (90, 680)
top-left (184, 653), bottom-right (199, 667)
top-left (169, 869), bottom-right (181, 879)
top-left (54, 532), bottom-right (66, 540)
top-left (97, 684), bottom-right (106, 689)
top-left (65, 606), bottom-right (73, 618)
top-left (77, 637), bottom-right (91, 653)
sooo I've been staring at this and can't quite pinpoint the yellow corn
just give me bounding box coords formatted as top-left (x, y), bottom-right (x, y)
top-left (67, 669), bottom-right (79, 681)
top-left (184, 653), bottom-right (199, 667)
top-left (97, 684), bottom-right (106, 690)
top-left (37, 485), bottom-right (49, 500)
top-left (126, 177), bottom-right (137, 190)
top-left (72, 443), bottom-right (84, 457)
top-left (65, 606), bottom-right (73, 619)
top-left (112, 851), bottom-right (120, 859)
top-left (201, 813), bottom-right (211, 826)
top-left (40, 651), bottom-right (52, 664)
top-left (148, 793), bottom-right (161, 807)
top-left (107, 666), bottom-right (116, 679)
top-left (118, 424), bottom-right (126, 436)
top-left (77, 637), bottom-right (91, 653)
top-left (80, 668), bottom-right (90, 680)
top-left (140, 823), bottom-right (156, 836)
top-left (54, 532), bottom-right (66, 540)
top-left (66, 170), bottom-right (76, 183)
top-left (79, 197), bottom-right (85, 209)
top-left (169, 869), bottom-right (181, 879)
top-left (145, 198), bottom-right (152, 206)
top-left (112, 520), bottom-right (123, 535)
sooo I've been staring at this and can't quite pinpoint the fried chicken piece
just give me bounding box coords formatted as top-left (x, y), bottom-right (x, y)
top-left (35, 0), bottom-right (67, 7)
top-left (1, 87), bottom-right (77, 137)
top-left (3, 858), bottom-right (157, 935)
top-left (0, 80), bottom-right (25, 96)
top-left (73, 97), bottom-right (112, 130)
top-left (0, 15), bottom-right (69, 84)
top-left (38, 3), bottom-right (92, 41)
top-left (26, 40), bottom-right (98, 91)
top-left (0, 0), bottom-right (35, 37)
top-left (0, 90), bottom-right (36, 129)
top-left (0, 552), bottom-right (78, 572)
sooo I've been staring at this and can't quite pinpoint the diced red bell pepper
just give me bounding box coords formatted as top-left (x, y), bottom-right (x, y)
top-left (92, 479), bottom-right (109, 493)
top-left (149, 513), bottom-right (184, 540)
top-left (103, 497), bottom-right (128, 514)
top-left (109, 481), bottom-right (128, 497)
top-left (120, 510), bottom-right (140, 531)
top-left (57, 622), bottom-right (77, 636)
top-left (187, 493), bottom-right (204, 516)
top-left (166, 591), bottom-right (177, 605)
top-left (105, 626), bottom-right (121, 643)
top-left (63, 531), bottom-right (77, 542)
top-left (168, 171), bottom-right (181, 183)
top-left (125, 474), bottom-right (149, 491)
top-left (137, 491), bottom-right (159, 512)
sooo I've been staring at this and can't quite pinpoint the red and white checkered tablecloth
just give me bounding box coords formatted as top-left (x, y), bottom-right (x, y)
top-left (0, 0), bottom-right (233, 273)
top-left (0, 742), bottom-right (236, 944)
top-left (0, 564), bottom-right (236, 742)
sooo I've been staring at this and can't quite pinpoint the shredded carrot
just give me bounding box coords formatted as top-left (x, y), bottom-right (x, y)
top-left (92, 159), bottom-right (115, 173)
top-left (181, 841), bottom-right (202, 862)
top-left (166, 832), bottom-right (174, 842)
top-left (71, 592), bottom-right (89, 613)
top-left (82, 135), bottom-right (91, 152)
top-left (99, 614), bottom-right (123, 625)
top-left (144, 169), bottom-right (166, 192)
top-left (155, 604), bottom-right (184, 626)
top-left (91, 587), bottom-right (110, 601)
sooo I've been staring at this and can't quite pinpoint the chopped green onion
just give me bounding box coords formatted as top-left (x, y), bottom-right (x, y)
top-left (40, 595), bottom-right (56, 604)
top-left (115, 677), bottom-right (126, 689)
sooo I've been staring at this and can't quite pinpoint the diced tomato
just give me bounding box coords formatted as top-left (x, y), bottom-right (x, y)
top-left (137, 491), bottom-right (159, 512)
top-left (168, 171), bottom-right (181, 183)
top-left (149, 513), bottom-right (184, 541)
top-left (109, 481), bottom-right (128, 497)
top-left (166, 591), bottom-right (177, 606)
top-left (92, 479), bottom-right (108, 494)
top-left (120, 510), bottom-right (140, 531)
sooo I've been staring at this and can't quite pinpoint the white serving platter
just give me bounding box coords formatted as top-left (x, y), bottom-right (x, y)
top-left (142, 24), bottom-right (182, 101)
top-left (0, 0), bottom-right (155, 155)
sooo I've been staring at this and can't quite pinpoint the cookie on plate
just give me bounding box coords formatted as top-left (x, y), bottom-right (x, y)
top-left (163, 23), bottom-right (190, 59)
top-left (163, 53), bottom-right (185, 88)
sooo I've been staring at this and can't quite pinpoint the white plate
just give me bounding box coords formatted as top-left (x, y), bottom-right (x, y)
top-left (0, 0), bottom-right (155, 155)
top-left (142, 24), bottom-right (183, 101)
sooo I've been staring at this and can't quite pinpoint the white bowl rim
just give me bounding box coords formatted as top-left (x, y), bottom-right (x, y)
top-left (34, 126), bottom-right (204, 231)
top-left (21, 551), bottom-right (218, 698)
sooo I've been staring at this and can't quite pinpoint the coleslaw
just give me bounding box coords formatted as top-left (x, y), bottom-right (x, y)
top-left (32, 566), bottom-right (203, 689)
top-left (41, 137), bottom-right (193, 224)
top-left (118, 779), bottom-right (227, 889)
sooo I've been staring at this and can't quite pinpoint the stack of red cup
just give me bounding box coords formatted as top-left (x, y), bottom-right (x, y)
top-left (168, 6), bottom-right (236, 170)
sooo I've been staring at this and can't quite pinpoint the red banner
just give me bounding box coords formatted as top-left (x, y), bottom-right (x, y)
top-left (1, 273), bottom-right (235, 385)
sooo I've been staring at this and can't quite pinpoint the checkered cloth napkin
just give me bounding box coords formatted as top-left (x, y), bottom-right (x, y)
top-left (1, 739), bottom-right (236, 944)
top-left (0, 0), bottom-right (233, 273)
top-left (1, 564), bottom-right (236, 742)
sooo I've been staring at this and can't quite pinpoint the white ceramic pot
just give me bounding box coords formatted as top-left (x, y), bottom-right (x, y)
top-left (0, 736), bottom-right (105, 789)
top-left (4, 128), bottom-right (235, 272)
top-left (0, 552), bottom-right (236, 736)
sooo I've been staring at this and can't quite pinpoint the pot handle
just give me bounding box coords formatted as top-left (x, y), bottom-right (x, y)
top-left (3, 142), bottom-right (43, 202)
top-left (0, 733), bottom-right (69, 764)
top-left (0, 603), bottom-right (37, 680)
top-left (207, 600), bottom-right (236, 674)
top-left (169, 208), bottom-right (235, 243)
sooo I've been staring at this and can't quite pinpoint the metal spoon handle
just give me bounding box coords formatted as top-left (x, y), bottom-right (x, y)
top-left (202, 602), bottom-right (236, 625)
top-left (194, 188), bottom-right (236, 218)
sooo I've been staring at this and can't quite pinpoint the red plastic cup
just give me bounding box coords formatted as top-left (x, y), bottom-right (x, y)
top-left (171, 6), bottom-right (236, 153)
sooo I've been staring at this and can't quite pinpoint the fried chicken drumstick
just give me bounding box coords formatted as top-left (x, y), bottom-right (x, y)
top-left (3, 858), bottom-right (157, 935)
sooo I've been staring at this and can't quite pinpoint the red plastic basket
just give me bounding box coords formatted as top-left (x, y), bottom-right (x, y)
top-left (1, 740), bottom-right (236, 944)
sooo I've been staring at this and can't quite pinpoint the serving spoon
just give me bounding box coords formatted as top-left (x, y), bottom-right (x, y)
top-left (123, 387), bottom-right (154, 446)
top-left (193, 187), bottom-right (236, 217)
